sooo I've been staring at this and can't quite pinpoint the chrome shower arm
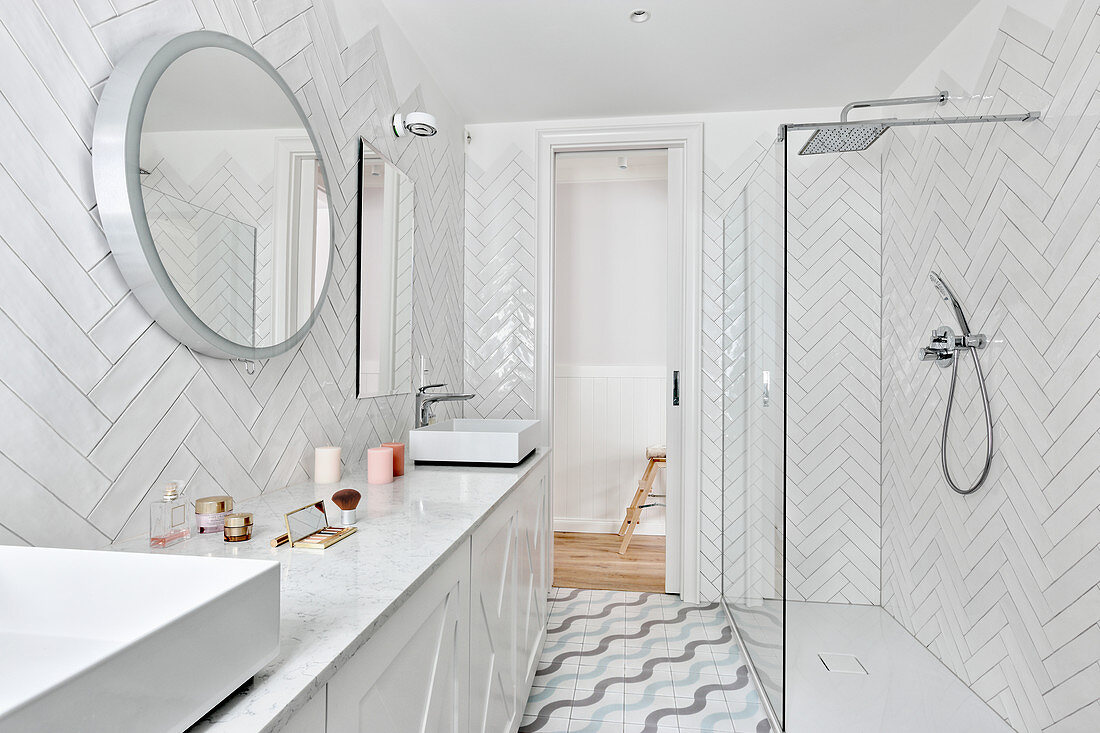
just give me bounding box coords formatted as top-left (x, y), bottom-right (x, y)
top-left (840, 90), bottom-right (948, 122)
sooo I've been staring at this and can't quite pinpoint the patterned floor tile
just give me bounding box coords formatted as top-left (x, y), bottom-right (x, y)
top-left (665, 619), bottom-right (729, 650)
top-left (519, 716), bottom-right (573, 733)
top-left (533, 661), bottom-right (581, 691)
top-left (672, 698), bottom-right (739, 732)
top-left (622, 672), bottom-right (679, 699)
top-left (525, 685), bottom-right (577, 720)
top-left (668, 669), bottom-right (725, 699)
top-left (519, 713), bottom-right (576, 730)
top-left (567, 690), bottom-right (627, 723)
top-left (621, 693), bottom-right (682, 725)
top-left (526, 589), bottom-right (773, 733)
top-left (726, 700), bottom-right (765, 731)
top-left (568, 719), bottom-right (627, 732)
top-left (710, 644), bottom-right (748, 681)
top-left (623, 634), bottom-right (670, 655)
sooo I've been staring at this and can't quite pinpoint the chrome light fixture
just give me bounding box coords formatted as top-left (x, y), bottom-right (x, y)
top-left (393, 111), bottom-right (438, 137)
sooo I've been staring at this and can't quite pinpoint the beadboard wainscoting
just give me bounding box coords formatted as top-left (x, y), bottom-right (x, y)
top-left (552, 366), bottom-right (667, 535)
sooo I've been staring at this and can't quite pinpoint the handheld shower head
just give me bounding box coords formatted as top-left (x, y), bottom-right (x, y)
top-left (922, 271), bottom-right (993, 495)
top-left (929, 271), bottom-right (971, 336)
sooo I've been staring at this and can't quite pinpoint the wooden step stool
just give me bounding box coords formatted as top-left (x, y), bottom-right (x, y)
top-left (617, 444), bottom-right (666, 555)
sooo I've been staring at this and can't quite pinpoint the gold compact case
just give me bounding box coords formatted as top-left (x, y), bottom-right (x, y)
top-left (283, 500), bottom-right (356, 549)
top-left (223, 512), bottom-right (253, 542)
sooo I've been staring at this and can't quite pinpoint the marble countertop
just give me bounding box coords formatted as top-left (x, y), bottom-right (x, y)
top-left (112, 450), bottom-right (549, 732)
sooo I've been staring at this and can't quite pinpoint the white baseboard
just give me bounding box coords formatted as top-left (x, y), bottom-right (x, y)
top-left (554, 518), bottom-right (665, 536)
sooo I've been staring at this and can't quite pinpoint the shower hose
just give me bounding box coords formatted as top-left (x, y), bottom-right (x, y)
top-left (940, 345), bottom-right (994, 494)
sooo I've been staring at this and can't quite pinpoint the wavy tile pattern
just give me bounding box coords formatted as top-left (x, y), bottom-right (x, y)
top-left (522, 588), bottom-right (771, 732)
top-left (0, 0), bottom-right (463, 547)
top-left (880, 2), bottom-right (1100, 730)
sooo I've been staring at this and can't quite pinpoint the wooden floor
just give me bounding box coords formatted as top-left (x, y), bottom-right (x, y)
top-left (553, 532), bottom-right (665, 593)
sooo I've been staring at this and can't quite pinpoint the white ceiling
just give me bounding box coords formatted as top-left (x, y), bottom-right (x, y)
top-left (372, 0), bottom-right (981, 123)
top-left (556, 149), bottom-right (668, 183)
top-left (144, 48), bottom-right (303, 132)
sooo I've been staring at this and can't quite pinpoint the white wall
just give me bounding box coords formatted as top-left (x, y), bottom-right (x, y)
top-left (554, 176), bottom-right (667, 367)
top-left (0, 0), bottom-right (464, 548)
top-left (880, 1), bottom-right (1099, 731)
top-left (552, 159), bottom-right (668, 534)
top-left (464, 105), bottom-right (837, 598)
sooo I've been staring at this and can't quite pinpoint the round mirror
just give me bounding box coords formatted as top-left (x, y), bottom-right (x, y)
top-left (93, 31), bottom-right (334, 360)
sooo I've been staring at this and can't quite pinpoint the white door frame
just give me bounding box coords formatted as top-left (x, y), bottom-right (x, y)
top-left (535, 123), bottom-right (703, 602)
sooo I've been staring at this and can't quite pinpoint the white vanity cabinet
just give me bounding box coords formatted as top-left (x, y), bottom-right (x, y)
top-left (326, 542), bottom-right (472, 732)
top-left (317, 458), bottom-right (550, 733)
top-left (469, 460), bottom-right (550, 733)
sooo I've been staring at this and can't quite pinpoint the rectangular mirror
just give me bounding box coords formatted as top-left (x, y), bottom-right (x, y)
top-left (357, 138), bottom-right (415, 398)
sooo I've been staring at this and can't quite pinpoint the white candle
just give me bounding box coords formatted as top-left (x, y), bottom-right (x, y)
top-left (314, 446), bottom-right (341, 484)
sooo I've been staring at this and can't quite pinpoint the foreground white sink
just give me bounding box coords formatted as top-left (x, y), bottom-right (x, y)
top-left (0, 546), bottom-right (279, 733)
top-left (409, 418), bottom-right (541, 465)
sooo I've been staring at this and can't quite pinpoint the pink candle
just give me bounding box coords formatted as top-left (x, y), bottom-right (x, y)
top-left (367, 446), bottom-right (394, 484)
top-left (382, 442), bottom-right (405, 476)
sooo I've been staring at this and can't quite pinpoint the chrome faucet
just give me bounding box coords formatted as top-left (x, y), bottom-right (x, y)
top-left (415, 383), bottom-right (475, 428)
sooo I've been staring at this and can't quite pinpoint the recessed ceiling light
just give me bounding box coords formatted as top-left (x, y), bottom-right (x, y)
top-left (630, 9), bottom-right (650, 23)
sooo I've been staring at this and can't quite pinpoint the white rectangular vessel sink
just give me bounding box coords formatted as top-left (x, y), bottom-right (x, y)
top-left (409, 418), bottom-right (540, 465)
top-left (0, 546), bottom-right (279, 733)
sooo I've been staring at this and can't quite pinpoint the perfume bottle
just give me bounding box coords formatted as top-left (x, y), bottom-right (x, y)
top-left (149, 481), bottom-right (191, 548)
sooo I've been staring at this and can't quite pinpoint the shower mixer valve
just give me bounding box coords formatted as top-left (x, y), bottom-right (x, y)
top-left (919, 326), bottom-right (987, 367)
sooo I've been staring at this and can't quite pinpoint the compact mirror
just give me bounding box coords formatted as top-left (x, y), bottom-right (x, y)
top-left (357, 139), bottom-right (415, 398)
top-left (284, 501), bottom-right (329, 546)
top-left (93, 31), bottom-right (334, 360)
top-left (283, 500), bottom-right (356, 549)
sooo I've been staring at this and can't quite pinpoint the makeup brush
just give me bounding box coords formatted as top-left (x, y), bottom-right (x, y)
top-left (332, 488), bottom-right (362, 526)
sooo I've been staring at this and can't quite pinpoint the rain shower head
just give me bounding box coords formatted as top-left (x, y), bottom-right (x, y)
top-left (798, 92), bottom-right (946, 155)
top-left (782, 91), bottom-right (1039, 157)
top-left (929, 271), bottom-right (971, 336)
top-left (799, 123), bottom-right (889, 155)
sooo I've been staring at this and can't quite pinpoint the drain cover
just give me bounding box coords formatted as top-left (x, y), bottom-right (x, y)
top-left (819, 653), bottom-right (868, 674)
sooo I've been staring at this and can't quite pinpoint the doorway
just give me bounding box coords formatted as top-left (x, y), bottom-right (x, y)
top-left (548, 147), bottom-right (679, 594)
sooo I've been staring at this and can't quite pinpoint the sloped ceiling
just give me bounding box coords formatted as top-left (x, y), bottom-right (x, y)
top-left (350, 0), bottom-right (982, 122)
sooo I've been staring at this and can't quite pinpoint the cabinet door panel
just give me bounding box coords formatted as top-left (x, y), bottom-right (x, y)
top-left (470, 497), bottom-right (518, 733)
top-left (516, 468), bottom-right (549, 687)
top-left (327, 542), bottom-right (470, 733)
top-left (280, 688), bottom-right (326, 733)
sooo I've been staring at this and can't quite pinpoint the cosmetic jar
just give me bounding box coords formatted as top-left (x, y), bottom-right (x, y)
top-left (195, 495), bottom-right (234, 534)
top-left (223, 512), bottom-right (253, 542)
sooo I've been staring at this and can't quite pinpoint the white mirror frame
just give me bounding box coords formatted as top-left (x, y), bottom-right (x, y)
top-left (92, 30), bottom-right (335, 360)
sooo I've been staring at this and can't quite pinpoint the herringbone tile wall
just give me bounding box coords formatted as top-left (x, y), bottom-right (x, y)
top-left (786, 150), bottom-right (882, 604)
top-left (716, 143), bottom-right (882, 607)
top-left (461, 133), bottom-right (870, 602)
top-left (721, 141), bottom-right (785, 607)
top-left (703, 143), bottom-right (785, 600)
top-left (0, 0), bottom-right (463, 548)
top-left (142, 154), bottom-right (271, 346)
top-left (464, 144), bottom-right (537, 420)
top-left (880, 2), bottom-right (1100, 730)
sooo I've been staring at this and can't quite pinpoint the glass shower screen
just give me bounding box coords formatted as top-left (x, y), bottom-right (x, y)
top-left (721, 139), bottom-right (786, 728)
